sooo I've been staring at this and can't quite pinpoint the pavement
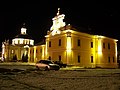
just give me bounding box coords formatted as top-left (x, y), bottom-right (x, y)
top-left (0, 62), bottom-right (120, 71)
top-left (0, 62), bottom-right (84, 71)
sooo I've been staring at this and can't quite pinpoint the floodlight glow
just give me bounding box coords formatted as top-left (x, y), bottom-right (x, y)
top-left (50, 8), bottom-right (66, 36)
top-left (98, 38), bottom-right (102, 55)
top-left (30, 40), bottom-right (34, 45)
top-left (42, 46), bottom-right (45, 59)
top-left (21, 27), bottom-right (27, 34)
top-left (24, 45), bottom-right (29, 48)
top-left (67, 37), bottom-right (71, 52)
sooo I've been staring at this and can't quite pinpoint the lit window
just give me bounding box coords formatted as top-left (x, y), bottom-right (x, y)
top-left (25, 40), bottom-right (27, 44)
top-left (27, 39), bottom-right (29, 44)
top-left (30, 40), bottom-right (34, 45)
top-left (20, 39), bottom-right (23, 44)
top-left (21, 27), bottom-right (27, 34)
top-left (15, 39), bottom-right (18, 44)
top-left (18, 40), bottom-right (20, 44)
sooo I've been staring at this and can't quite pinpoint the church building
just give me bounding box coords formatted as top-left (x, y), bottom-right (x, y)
top-left (29, 8), bottom-right (118, 68)
top-left (2, 23), bottom-right (34, 62)
top-left (2, 8), bottom-right (118, 68)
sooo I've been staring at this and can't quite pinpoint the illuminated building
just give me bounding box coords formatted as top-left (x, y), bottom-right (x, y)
top-left (29, 8), bottom-right (118, 68)
top-left (2, 23), bottom-right (34, 62)
top-left (2, 8), bottom-right (118, 68)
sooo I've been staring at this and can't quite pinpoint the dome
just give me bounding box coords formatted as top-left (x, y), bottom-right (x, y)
top-left (12, 23), bottom-right (34, 46)
top-left (15, 33), bottom-right (33, 39)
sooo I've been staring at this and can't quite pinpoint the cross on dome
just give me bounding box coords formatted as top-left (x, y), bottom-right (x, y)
top-left (21, 23), bottom-right (27, 35)
top-left (57, 8), bottom-right (60, 16)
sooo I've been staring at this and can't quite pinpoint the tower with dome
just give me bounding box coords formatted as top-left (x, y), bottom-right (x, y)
top-left (1, 23), bottom-right (34, 62)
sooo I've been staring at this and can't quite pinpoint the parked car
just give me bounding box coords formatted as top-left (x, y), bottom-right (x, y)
top-left (35, 60), bottom-right (60, 71)
top-left (54, 61), bottom-right (67, 68)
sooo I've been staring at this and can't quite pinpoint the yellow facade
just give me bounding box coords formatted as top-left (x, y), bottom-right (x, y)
top-left (29, 8), bottom-right (118, 68)
top-left (29, 45), bottom-right (46, 63)
top-left (2, 43), bottom-right (28, 62)
top-left (29, 25), bottom-right (118, 68)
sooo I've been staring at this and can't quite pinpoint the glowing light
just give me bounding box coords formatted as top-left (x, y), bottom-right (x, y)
top-left (34, 46), bottom-right (36, 62)
top-left (51, 29), bottom-right (61, 36)
top-left (19, 39), bottom-right (23, 44)
top-left (24, 45), bottom-right (29, 48)
top-left (2, 43), bottom-right (5, 54)
top-left (42, 45), bottom-right (45, 59)
top-left (11, 50), bottom-right (14, 53)
top-left (50, 8), bottom-right (66, 36)
top-left (96, 35), bottom-right (104, 38)
top-left (67, 37), bottom-right (71, 52)
top-left (30, 40), bottom-right (34, 45)
top-left (21, 27), bottom-right (27, 34)
top-left (115, 42), bottom-right (118, 57)
top-left (98, 38), bottom-right (102, 55)
top-left (45, 40), bottom-right (48, 59)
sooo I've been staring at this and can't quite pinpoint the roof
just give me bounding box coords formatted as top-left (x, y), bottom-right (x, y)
top-left (14, 34), bottom-right (33, 39)
top-left (35, 39), bottom-right (46, 46)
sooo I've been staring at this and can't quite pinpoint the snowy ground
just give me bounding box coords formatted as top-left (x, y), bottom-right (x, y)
top-left (0, 63), bottom-right (120, 90)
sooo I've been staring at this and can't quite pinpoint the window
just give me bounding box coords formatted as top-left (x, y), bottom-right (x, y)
top-left (108, 56), bottom-right (110, 63)
top-left (113, 56), bottom-right (115, 63)
top-left (91, 56), bottom-right (93, 63)
top-left (40, 49), bottom-right (42, 53)
top-left (103, 43), bottom-right (105, 49)
top-left (49, 41), bottom-right (51, 47)
top-left (59, 55), bottom-right (61, 61)
top-left (59, 39), bottom-right (61, 46)
top-left (78, 39), bottom-right (80, 46)
top-left (91, 42), bottom-right (93, 48)
top-left (48, 56), bottom-right (51, 60)
top-left (78, 55), bottom-right (80, 63)
top-left (108, 43), bottom-right (110, 49)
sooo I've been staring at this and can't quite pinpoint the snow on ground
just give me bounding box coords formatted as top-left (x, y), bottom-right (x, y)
top-left (0, 63), bottom-right (120, 90)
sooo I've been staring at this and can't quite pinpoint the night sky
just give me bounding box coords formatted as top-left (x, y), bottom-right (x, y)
top-left (0, 1), bottom-right (120, 50)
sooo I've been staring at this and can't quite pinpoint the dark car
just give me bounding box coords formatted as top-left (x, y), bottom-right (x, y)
top-left (35, 60), bottom-right (60, 71)
top-left (54, 61), bottom-right (67, 68)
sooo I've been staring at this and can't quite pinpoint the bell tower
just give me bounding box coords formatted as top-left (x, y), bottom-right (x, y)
top-left (50, 8), bottom-right (66, 36)
top-left (21, 23), bottom-right (27, 35)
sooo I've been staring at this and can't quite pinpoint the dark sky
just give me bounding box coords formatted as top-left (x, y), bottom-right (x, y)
top-left (0, 1), bottom-right (120, 50)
